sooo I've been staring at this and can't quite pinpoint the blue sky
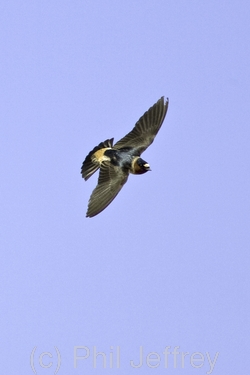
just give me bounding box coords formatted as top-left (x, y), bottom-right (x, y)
top-left (1, 1), bottom-right (250, 374)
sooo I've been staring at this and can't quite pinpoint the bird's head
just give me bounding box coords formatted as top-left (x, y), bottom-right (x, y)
top-left (136, 158), bottom-right (151, 174)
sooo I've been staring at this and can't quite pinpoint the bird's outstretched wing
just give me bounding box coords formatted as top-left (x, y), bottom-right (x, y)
top-left (114, 97), bottom-right (169, 155)
top-left (86, 161), bottom-right (129, 217)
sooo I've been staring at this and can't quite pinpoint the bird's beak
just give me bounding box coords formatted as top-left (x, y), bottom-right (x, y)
top-left (144, 163), bottom-right (151, 171)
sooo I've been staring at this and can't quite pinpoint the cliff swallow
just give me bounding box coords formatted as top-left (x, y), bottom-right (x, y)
top-left (81, 96), bottom-right (169, 217)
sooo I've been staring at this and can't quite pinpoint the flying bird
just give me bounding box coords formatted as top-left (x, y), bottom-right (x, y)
top-left (81, 96), bottom-right (169, 217)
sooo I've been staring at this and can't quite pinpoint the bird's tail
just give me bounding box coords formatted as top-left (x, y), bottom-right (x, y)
top-left (81, 138), bottom-right (114, 180)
